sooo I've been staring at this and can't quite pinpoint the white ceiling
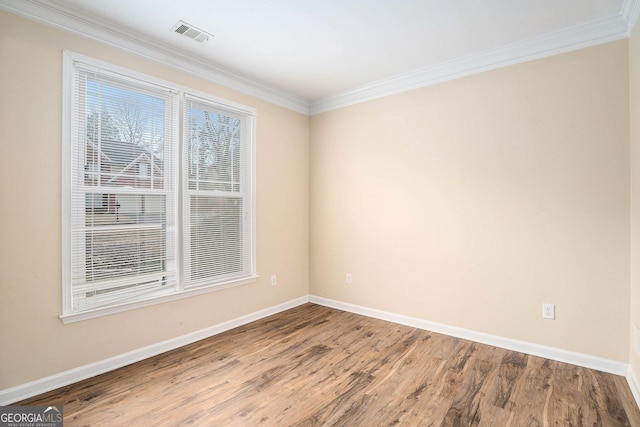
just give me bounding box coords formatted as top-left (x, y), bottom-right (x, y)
top-left (2, 0), bottom-right (639, 113)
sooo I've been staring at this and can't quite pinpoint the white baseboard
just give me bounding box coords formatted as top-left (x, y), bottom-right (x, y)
top-left (0, 296), bottom-right (309, 405)
top-left (309, 295), bottom-right (629, 376)
top-left (2, 294), bottom-right (633, 407)
top-left (628, 366), bottom-right (640, 410)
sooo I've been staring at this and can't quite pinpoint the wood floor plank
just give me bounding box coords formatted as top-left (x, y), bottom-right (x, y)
top-left (16, 304), bottom-right (640, 426)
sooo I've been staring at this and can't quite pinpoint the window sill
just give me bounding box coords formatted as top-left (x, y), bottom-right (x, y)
top-left (60, 275), bottom-right (259, 324)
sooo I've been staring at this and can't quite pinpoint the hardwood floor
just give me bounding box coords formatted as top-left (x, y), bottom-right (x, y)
top-left (18, 303), bottom-right (640, 426)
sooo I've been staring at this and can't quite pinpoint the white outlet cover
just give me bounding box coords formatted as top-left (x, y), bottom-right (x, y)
top-left (634, 324), bottom-right (640, 356)
top-left (542, 303), bottom-right (555, 320)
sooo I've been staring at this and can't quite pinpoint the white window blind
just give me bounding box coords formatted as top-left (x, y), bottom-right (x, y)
top-left (65, 59), bottom-right (178, 314)
top-left (183, 95), bottom-right (255, 288)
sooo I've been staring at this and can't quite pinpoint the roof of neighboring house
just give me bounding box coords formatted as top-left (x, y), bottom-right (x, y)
top-left (107, 152), bottom-right (163, 184)
top-left (90, 139), bottom-right (163, 166)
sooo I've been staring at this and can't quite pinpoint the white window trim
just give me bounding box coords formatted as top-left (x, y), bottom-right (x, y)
top-left (61, 51), bottom-right (257, 324)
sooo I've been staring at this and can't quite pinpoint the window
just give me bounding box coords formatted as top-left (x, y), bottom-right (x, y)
top-left (183, 96), bottom-right (255, 288)
top-left (139, 163), bottom-right (149, 180)
top-left (62, 52), bottom-right (256, 322)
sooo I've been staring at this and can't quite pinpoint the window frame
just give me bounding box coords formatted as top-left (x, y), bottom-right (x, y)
top-left (61, 51), bottom-right (257, 324)
top-left (182, 93), bottom-right (257, 289)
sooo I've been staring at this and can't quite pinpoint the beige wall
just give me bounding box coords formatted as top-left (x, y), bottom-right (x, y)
top-left (0, 11), bottom-right (309, 389)
top-left (310, 41), bottom-right (630, 361)
top-left (630, 20), bottom-right (640, 378)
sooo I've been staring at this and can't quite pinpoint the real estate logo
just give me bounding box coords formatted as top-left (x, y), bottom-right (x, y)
top-left (0, 406), bottom-right (63, 427)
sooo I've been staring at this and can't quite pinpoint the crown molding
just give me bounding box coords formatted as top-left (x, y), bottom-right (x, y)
top-left (622, 0), bottom-right (640, 35)
top-left (1, 0), bottom-right (638, 116)
top-left (310, 14), bottom-right (630, 114)
top-left (0, 0), bottom-right (310, 115)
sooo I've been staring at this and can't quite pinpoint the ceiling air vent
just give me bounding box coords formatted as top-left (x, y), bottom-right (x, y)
top-left (171, 21), bottom-right (212, 43)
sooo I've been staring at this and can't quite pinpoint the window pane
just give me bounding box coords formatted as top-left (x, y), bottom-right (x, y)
top-left (183, 96), bottom-right (254, 289)
top-left (66, 58), bottom-right (178, 315)
top-left (82, 194), bottom-right (167, 282)
top-left (84, 78), bottom-right (165, 190)
top-left (187, 107), bottom-right (241, 192)
top-left (190, 196), bottom-right (244, 281)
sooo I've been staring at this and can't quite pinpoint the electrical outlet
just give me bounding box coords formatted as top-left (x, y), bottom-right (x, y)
top-left (542, 303), bottom-right (555, 320)
top-left (270, 275), bottom-right (277, 286)
top-left (634, 324), bottom-right (640, 356)
top-left (346, 273), bottom-right (352, 284)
